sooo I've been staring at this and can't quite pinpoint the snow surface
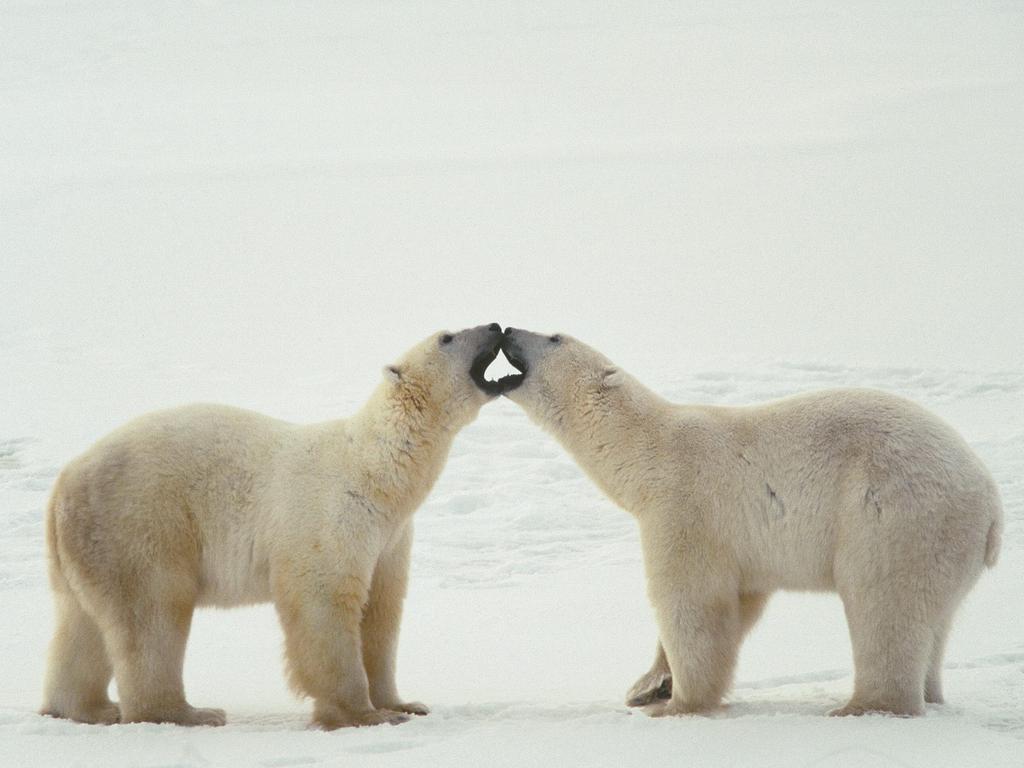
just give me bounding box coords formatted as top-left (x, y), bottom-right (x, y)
top-left (2, 1), bottom-right (1023, 766)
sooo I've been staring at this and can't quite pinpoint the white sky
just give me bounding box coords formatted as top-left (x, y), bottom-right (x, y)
top-left (3, 1), bottom-right (1023, 402)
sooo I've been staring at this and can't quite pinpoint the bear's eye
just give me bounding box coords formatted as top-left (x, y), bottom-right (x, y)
top-left (549, 334), bottom-right (561, 343)
top-left (440, 334), bottom-right (454, 345)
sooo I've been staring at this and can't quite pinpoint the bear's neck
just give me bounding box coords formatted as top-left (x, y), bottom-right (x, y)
top-left (548, 380), bottom-right (674, 515)
top-left (346, 384), bottom-right (459, 519)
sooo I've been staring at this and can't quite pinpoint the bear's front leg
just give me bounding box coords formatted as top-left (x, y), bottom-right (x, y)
top-left (639, 518), bottom-right (743, 717)
top-left (362, 524), bottom-right (428, 716)
top-left (272, 556), bottom-right (411, 729)
top-left (645, 589), bottom-right (742, 717)
top-left (626, 641), bottom-right (672, 706)
top-left (629, 592), bottom-right (770, 707)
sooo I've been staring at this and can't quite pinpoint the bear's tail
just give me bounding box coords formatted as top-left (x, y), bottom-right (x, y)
top-left (984, 516), bottom-right (1002, 568)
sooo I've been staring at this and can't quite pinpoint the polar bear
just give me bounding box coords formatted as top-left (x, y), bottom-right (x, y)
top-left (500, 328), bottom-right (1003, 717)
top-left (41, 324), bottom-right (510, 729)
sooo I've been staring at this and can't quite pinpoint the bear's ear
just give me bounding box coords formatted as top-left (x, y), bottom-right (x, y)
top-left (383, 365), bottom-right (403, 383)
top-left (602, 366), bottom-right (624, 388)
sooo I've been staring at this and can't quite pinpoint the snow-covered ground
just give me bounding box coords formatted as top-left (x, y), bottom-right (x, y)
top-left (2, 2), bottom-right (1022, 766)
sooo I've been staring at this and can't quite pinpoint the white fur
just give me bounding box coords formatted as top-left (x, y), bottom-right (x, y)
top-left (41, 325), bottom-right (503, 728)
top-left (502, 329), bottom-right (1003, 717)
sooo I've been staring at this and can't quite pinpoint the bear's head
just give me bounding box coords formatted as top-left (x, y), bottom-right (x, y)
top-left (383, 323), bottom-right (508, 429)
top-left (500, 327), bottom-right (627, 428)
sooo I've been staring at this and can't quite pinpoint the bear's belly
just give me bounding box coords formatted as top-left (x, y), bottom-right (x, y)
top-left (731, 514), bottom-right (838, 593)
top-left (737, 552), bottom-right (836, 593)
top-left (196, 528), bottom-right (273, 607)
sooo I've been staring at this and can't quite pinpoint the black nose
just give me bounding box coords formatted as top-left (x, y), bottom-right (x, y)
top-left (503, 326), bottom-right (515, 336)
top-left (488, 323), bottom-right (501, 332)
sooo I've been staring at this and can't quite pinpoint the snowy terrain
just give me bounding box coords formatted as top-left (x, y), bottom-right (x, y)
top-left (2, 2), bottom-right (1023, 766)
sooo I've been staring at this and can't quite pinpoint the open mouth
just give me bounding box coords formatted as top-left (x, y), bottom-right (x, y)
top-left (470, 342), bottom-right (526, 395)
top-left (499, 347), bottom-right (526, 393)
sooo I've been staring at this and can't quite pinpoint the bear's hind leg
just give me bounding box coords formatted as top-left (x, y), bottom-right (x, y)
top-left (925, 617), bottom-right (952, 705)
top-left (40, 588), bottom-right (119, 724)
top-left (102, 588), bottom-right (224, 726)
top-left (831, 586), bottom-right (930, 717)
